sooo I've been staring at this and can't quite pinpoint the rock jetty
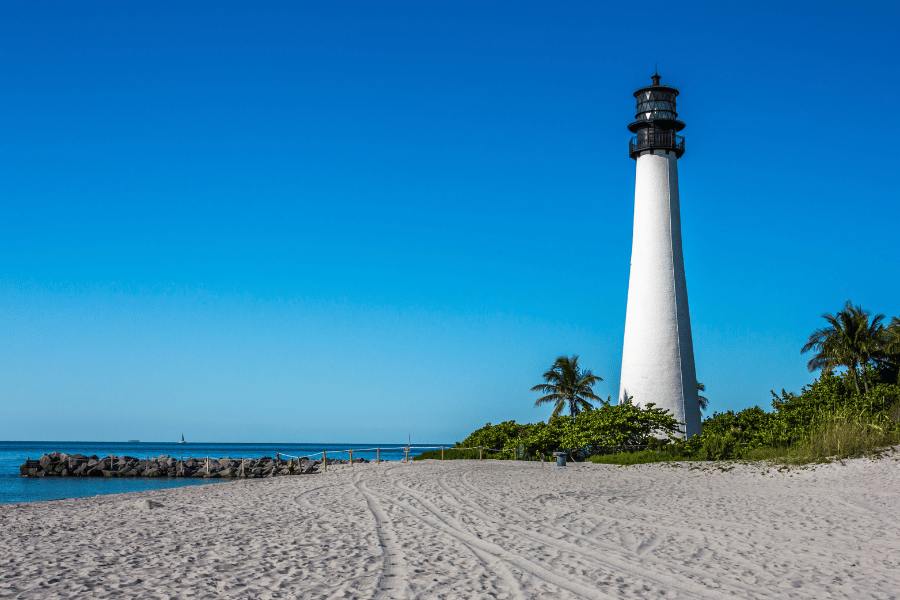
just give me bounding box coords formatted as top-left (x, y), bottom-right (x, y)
top-left (19, 452), bottom-right (368, 478)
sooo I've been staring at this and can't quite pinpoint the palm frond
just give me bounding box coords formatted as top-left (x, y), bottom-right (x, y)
top-left (530, 384), bottom-right (555, 393)
top-left (533, 393), bottom-right (564, 407)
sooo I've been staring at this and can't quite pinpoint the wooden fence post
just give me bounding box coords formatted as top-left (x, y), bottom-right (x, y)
top-left (405, 448), bottom-right (409, 462)
top-left (479, 446), bottom-right (483, 461)
top-left (441, 446), bottom-right (444, 461)
top-left (323, 450), bottom-right (327, 473)
top-left (376, 448), bottom-right (380, 463)
top-left (349, 450), bottom-right (353, 467)
top-left (206, 456), bottom-right (209, 476)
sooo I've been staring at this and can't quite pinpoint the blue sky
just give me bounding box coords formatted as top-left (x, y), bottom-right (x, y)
top-left (2, 1), bottom-right (898, 443)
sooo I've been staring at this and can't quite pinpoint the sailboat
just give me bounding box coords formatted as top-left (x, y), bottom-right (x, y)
top-left (178, 433), bottom-right (186, 444)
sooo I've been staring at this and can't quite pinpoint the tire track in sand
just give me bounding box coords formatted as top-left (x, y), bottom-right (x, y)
top-left (440, 467), bottom-right (761, 599)
top-left (376, 467), bottom-right (530, 600)
top-left (353, 472), bottom-right (412, 600)
top-left (361, 473), bottom-right (634, 600)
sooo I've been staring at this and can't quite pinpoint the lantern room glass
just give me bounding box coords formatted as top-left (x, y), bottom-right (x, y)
top-left (635, 90), bottom-right (677, 121)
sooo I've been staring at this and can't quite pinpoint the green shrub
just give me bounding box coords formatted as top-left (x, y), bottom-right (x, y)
top-left (560, 402), bottom-right (684, 460)
top-left (702, 406), bottom-right (776, 449)
top-left (699, 433), bottom-right (740, 461)
top-left (460, 421), bottom-right (525, 453)
top-left (889, 402), bottom-right (900, 424)
top-left (456, 420), bottom-right (557, 460)
top-left (455, 403), bottom-right (686, 462)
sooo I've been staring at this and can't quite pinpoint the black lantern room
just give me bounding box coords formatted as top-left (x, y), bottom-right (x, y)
top-left (628, 74), bottom-right (685, 159)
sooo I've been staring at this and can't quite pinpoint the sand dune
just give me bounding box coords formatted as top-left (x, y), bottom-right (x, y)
top-left (2, 454), bottom-right (899, 599)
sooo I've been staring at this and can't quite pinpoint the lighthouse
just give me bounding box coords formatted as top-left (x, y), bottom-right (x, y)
top-left (618, 73), bottom-right (701, 438)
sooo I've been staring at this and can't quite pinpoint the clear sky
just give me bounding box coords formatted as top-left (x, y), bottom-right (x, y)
top-left (2, 1), bottom-right (898, 443)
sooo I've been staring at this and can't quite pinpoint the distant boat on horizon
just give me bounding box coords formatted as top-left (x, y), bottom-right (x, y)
top-left (178, 434), bottom-right (186, 444)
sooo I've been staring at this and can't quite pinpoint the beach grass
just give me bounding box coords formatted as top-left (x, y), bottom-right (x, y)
top-left (744, 412), bottom-right (900, 464)
top-left (587, 448), bottom-right (694, 466)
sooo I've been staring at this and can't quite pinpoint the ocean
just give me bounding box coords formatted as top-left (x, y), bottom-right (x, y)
top-left (0, 440), bottom-right (448, 504)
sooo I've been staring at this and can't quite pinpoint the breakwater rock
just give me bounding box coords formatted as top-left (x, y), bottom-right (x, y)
top-left (19, 452), bottom-right (369, 478)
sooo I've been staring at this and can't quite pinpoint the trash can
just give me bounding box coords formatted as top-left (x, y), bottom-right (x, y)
top-left (555, 452), bottom-right (567, 467)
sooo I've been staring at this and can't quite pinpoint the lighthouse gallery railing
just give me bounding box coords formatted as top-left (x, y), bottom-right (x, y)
top-left (629, 132), bottom-right (685, 158)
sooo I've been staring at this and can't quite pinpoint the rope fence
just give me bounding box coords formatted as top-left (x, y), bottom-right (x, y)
top-left (272, 445), bottom-right (506, 471)
top-left (271, 445), bottom-right (514, 471)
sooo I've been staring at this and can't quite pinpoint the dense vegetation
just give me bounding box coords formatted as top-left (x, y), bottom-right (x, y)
top-left (439, 400), bottom-right (684, 462)
top-left (418, 302), bottom-right (900, 465)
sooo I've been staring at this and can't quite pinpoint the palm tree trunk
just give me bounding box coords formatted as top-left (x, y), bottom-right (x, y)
top-left (851, 362), bottom-right (861, 395)
top-left (549, 401), bottom-right (562, 424)
top-left (861, 362), bottom-right (871, 395)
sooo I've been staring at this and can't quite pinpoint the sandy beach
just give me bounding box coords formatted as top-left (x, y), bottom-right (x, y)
top-left (2, 455), bottom-right (899, 599)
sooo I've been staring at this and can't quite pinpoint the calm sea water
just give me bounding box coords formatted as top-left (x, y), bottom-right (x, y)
top-left (0, 440), bottom-right (447, 504)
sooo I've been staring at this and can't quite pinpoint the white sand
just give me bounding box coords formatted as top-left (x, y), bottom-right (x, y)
top-left (2, 455), bottom-right (900, 599)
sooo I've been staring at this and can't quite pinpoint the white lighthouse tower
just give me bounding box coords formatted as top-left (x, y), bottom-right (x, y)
top-left (618, 73), bottom-right (701, 438)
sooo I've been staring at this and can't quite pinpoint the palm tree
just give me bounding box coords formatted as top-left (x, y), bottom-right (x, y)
top-left (801, 301), bottom-right (886, 395)
top-left (532, 355), bottom-right (603, 422)
top-left (697, 382), bottom-right (709, 412)
top-left (887, 316), bottom-right (900, 351)
top-left (884, 316), bottom-right (900, 383)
